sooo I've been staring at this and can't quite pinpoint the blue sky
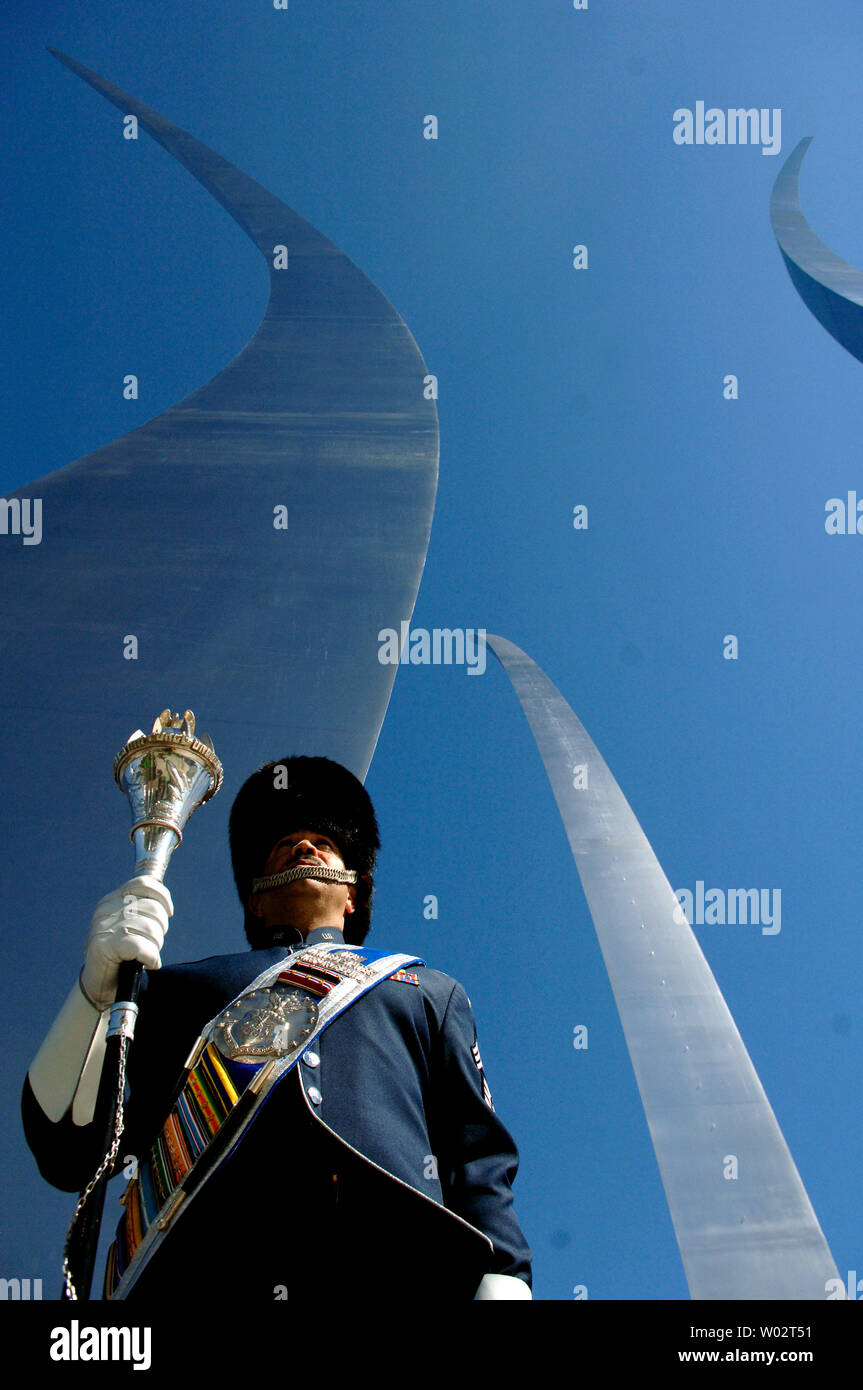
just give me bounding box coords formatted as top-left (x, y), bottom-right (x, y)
top-left (1, 0), bottom-right (861, 1303)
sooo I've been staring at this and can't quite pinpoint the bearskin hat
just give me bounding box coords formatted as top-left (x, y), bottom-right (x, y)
top-left (229, 755), bottom-right (380, 946)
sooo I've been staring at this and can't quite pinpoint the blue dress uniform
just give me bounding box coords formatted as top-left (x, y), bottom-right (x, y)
top-left (22, 926), bottom-right (532, 1300)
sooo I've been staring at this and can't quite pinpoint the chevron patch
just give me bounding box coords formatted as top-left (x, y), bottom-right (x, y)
top-left (471, 1041), bottom-right (494, 1111)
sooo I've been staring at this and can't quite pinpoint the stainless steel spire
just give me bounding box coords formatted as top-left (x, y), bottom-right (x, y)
top-left (488, 634), bottom-right (840, 1299)
top-left (5, 47), bottom-right (438, 786)
top-left (771, 137), bottom-right (863, 364)
top-left (2, 51), bottom-right (437, 1280)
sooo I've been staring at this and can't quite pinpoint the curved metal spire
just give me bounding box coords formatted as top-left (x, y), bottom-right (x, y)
top-left (770, 136), bottom-right (863, 363)
top-left (488, 634), bottom-right (839, 1300)
top-left (2, 53), bottom-right (438, 1283)
top-left (3, 48), bottom-right (438, 785)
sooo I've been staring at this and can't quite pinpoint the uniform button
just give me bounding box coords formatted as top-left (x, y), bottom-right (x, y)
top-left (302, 1050), bottom-right (320, 1068)
top-left (307, 1086), bottom-right (323, 1106)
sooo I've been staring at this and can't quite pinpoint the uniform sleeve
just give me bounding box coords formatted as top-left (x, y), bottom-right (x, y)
top-left (21, 1072), bottom-right (112, 1193)
top-left (432, 980), bottom-right (532, 1289)
top-left (20, 967), bottom-right (174, 1194)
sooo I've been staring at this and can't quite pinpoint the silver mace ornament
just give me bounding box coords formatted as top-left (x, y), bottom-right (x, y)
top-left (113, 707), bottom-right (223, 883)
top-left (107, 706), bottom-right (223, 1040)
top-left (64, 708), bottom-right (222, 1301)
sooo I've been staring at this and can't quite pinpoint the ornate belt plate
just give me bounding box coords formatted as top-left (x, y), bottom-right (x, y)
top-left (212, 981), bottom-right (319, 1062)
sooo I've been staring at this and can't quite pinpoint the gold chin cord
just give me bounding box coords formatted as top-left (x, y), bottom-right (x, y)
top-left (251, 864), bottom-right (358, 893)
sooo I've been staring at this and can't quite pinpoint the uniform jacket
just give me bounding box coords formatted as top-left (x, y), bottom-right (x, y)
top-left (23, 926), bottom-right (532, 1300)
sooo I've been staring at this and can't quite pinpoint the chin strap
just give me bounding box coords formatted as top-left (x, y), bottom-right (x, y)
top-left (252, 863), bottom-right (357, 893)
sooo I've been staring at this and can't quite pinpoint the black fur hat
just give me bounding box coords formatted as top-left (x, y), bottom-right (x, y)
top-left (229, 755), bottom-right (380, 945)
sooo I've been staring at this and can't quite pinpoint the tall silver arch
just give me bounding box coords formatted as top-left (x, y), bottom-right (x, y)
top-left (2, 53), bottom-right (436, 1280)
top-left (771, 136), bottom-right (863, 364)
top-left (17, 48), bottom-right (439, 783)
top-left (488, 634), bottom-right (839, 1300)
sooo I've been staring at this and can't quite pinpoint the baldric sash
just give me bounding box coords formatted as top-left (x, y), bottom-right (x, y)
top-left (105, 942), bottom-right (422, 1299)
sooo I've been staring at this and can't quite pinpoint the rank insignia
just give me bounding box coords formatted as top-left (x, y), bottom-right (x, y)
top-left (389, 968), bottom-right (420, 986)
top-left (471, 1040), bottom-right (494, 1111)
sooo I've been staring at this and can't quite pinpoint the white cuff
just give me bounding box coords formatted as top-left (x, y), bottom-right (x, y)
top-left (474, 1273), bottom-right (532, 1300)
top-left (28, 979), bottom-right (109, 1125)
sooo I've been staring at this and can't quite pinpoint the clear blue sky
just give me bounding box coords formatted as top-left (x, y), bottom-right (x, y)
top-left (1, 0), bottom-right (861, 1303)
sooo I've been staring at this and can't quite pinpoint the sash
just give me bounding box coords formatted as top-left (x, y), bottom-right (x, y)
top-left (105, 942), bottom-right (422, 1299)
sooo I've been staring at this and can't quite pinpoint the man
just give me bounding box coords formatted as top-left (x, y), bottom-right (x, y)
top-left (23, 756), bottom-right (532, 1300)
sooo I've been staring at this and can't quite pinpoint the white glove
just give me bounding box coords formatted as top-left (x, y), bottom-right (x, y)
top-left (80, 875), bottom-right (173, 1010)
top-left (474, 1273), bottom-right (532, 1300)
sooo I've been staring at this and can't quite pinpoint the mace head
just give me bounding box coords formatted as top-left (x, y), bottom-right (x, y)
top-left (113, 708), bottom-right (223, 881)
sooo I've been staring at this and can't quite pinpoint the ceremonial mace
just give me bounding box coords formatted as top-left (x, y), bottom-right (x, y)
top-left (63, 709), bottom-right (222, 1300)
